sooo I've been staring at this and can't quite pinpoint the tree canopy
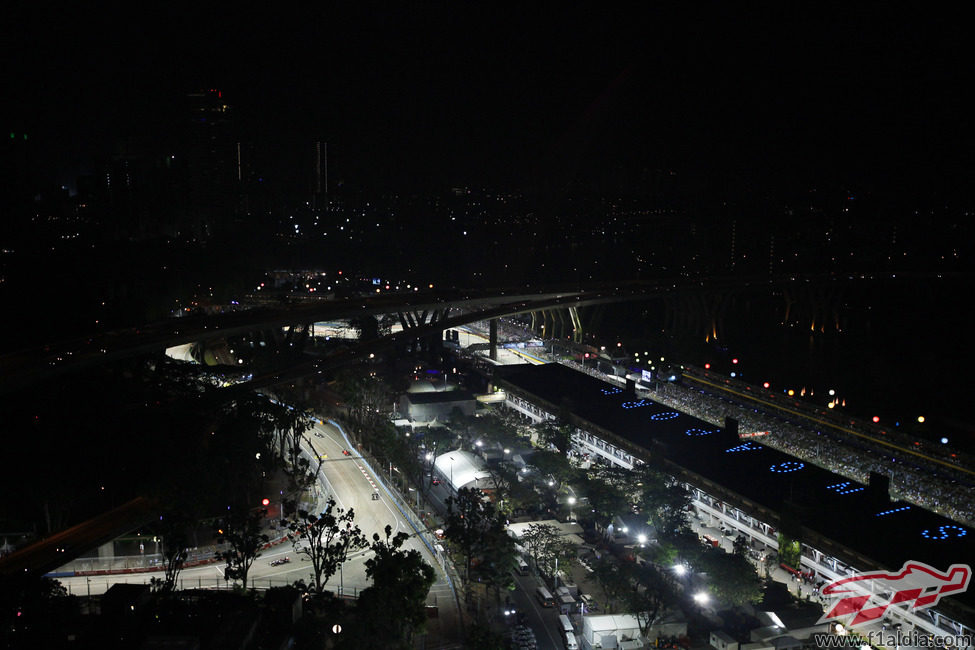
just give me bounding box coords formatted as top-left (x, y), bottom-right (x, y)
top-left (356, 525), bottom-right (436, 648)
top-left (698, 547), bottom-right (764, 607)
top-left (444, 488), bottom-right (513, 583)
top-left (520, 523), bottom-right (575, 578)
top-left (634, 464), bottom-right (691, 540)
top-left (216, 508), bottom-right (270, 589)
top-left (286, 497), bottom-right (367, 594)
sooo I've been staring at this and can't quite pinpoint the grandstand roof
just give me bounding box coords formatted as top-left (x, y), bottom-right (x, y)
top-left (497, 363), bottom-right (975, 610)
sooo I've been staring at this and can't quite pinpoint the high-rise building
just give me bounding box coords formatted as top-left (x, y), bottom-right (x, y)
top-left (309, 140), bottom-right (328, 210)
top-left (0, 130), bottom-right (34, 244)
top-left (182, 89), bottom-right (238, 237)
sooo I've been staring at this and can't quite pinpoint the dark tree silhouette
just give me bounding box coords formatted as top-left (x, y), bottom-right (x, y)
top-left (357, 525), bottom-right (436, 648)
top-left (216, 508), bottom-right (270, 589)
top-left (444, 487), bottom-right (500, 581)
top-left (286, 497), bottom-right (367, 594)
top-left (153, 512), bottom-right (191, 593)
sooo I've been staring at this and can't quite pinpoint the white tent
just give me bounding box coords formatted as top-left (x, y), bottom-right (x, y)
top-left (581, 614), bottom-right (645, 650)
top-left (433, 450), bottom-right (492, 492)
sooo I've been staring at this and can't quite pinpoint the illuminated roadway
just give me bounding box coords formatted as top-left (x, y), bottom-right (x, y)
top-left (51, 419), bottom-right (460, 633)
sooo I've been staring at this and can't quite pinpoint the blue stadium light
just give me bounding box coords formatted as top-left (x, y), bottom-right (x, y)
top-left (825, 482), bottom-right (865, 495)
top-left (650, 411), bottom-right (680, 421)
top-left (621, 399), bottom-right (652, 409)
top-left (725, 442), bottom-right (761, 453)
top-left (921, 525), bottom-right (967, 540)
top-left (875, 506), bottom-right (911, 517)
top-left (685, 428), bottom-right (713, 437)
top-left (770, 462), bottom-right (805, 473)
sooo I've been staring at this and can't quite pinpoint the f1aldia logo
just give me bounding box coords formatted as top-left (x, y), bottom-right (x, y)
top-left (819, 561), bottom-right (971, 628)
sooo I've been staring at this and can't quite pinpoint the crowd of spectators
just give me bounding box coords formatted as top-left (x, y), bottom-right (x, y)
top-left (647, 382), bottom-right (975, 526)
top-left (684, 368), bottom-right (972, 471)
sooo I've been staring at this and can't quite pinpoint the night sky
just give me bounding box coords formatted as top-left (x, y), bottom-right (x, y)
top-left (7, 4), bottom-right (974, 196)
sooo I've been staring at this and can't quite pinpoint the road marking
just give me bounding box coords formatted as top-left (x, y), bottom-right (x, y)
top-left (317, 422), bottom-right (404, 535)
top-left (355, 462), bottom-right (379, 491)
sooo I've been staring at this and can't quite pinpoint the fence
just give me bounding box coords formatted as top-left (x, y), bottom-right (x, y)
top-left (64, 573), bottom-right (369, 597)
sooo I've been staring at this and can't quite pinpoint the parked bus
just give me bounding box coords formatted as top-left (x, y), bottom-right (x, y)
top-left (535, 586), bottom-right (555, 607)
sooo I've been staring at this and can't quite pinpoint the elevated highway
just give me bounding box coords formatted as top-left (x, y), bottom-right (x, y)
top-left (0, 497), bottom-right (156, 578)
top-left (3, 271), bottom-right (967, 393)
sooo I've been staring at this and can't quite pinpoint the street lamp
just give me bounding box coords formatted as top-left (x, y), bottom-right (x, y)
top-left (567, 496), bottom-right (576, 521)
top-left (673, 563), bottom-right (687, 576)
top-left (693, 592), bottom-right (709, 605)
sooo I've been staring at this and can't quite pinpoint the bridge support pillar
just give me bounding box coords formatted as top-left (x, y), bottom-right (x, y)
top-left (98, 541), bottom-right (114, 560)
top-left (556, 308), bottom-right (568, 340)
top-left (569, 306), bottom-right (582, 343)
top-left (489, 318), bottom-right (498, 361)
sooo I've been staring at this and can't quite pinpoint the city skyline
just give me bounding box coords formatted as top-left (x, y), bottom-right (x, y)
top-left (6, 5), bottom-right (974, 201)
top-left (3, 7), bottom-right (975, 642)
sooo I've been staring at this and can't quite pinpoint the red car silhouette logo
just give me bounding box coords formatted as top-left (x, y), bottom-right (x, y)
top-left (819, 561), bottom-right (971, 628)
